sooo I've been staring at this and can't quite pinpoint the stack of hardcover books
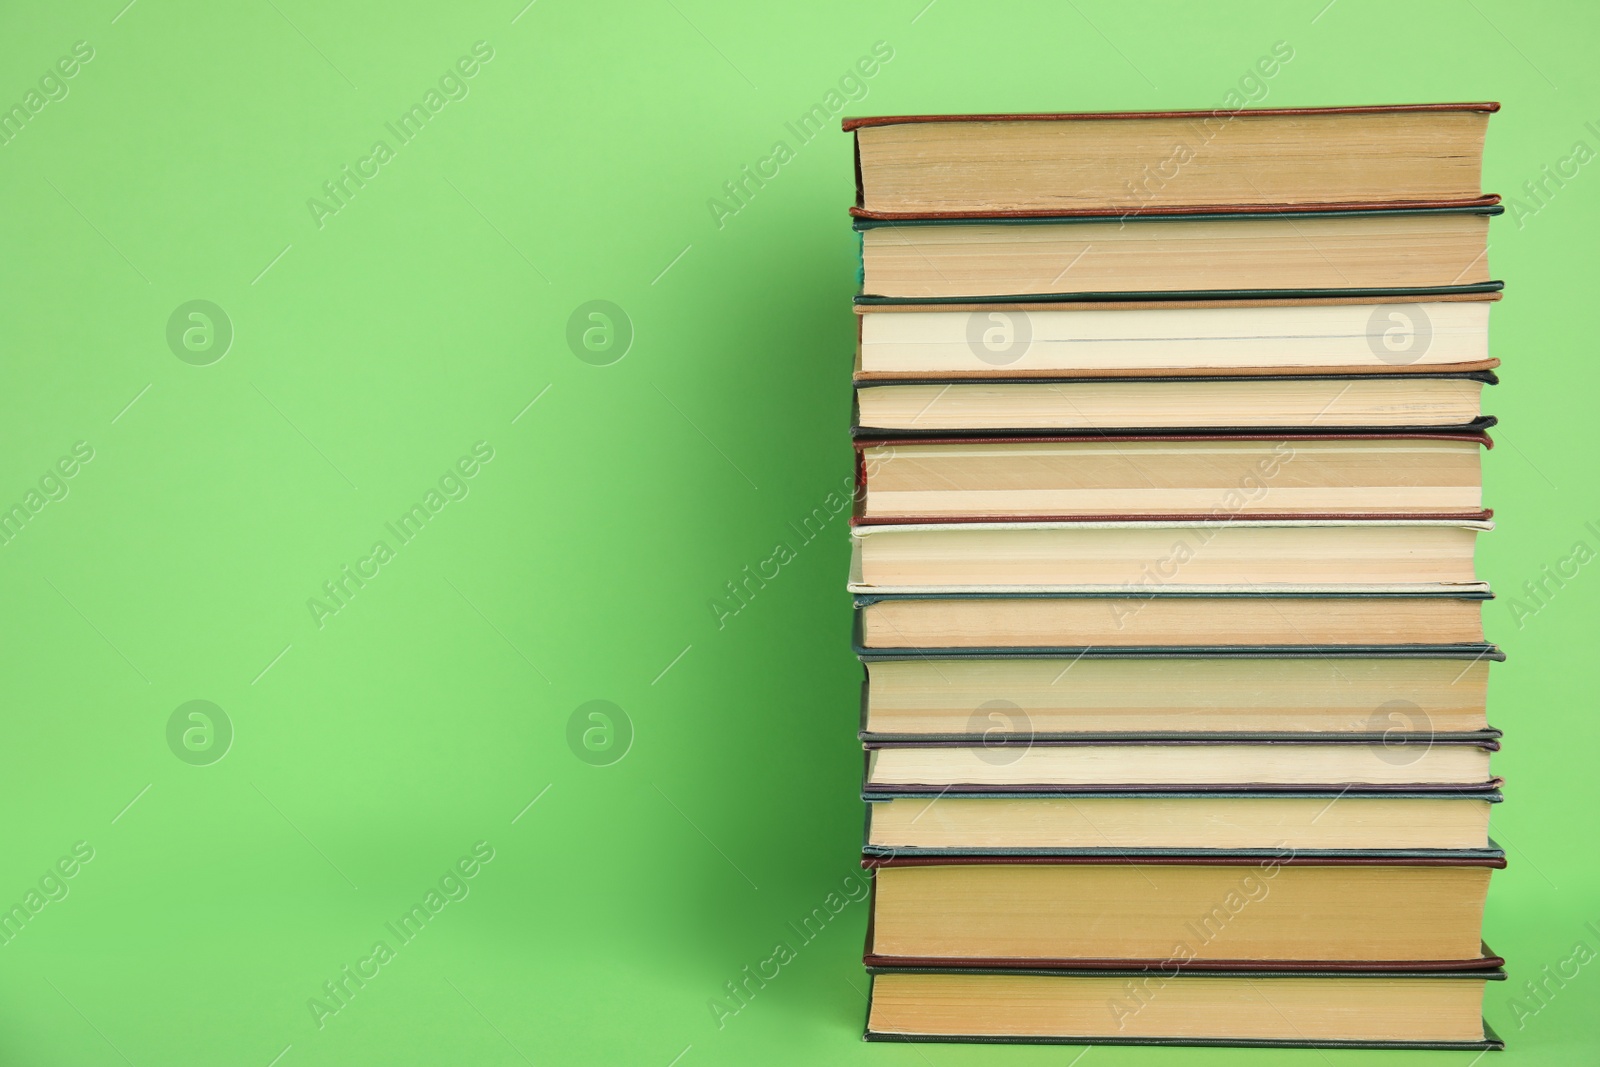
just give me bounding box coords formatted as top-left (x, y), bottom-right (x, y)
top-left (844, 104), bottom-right (1507, 1050)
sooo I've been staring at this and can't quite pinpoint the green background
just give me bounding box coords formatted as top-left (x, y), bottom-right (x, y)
top-left (1, 0), bottom-right (1595, 1063)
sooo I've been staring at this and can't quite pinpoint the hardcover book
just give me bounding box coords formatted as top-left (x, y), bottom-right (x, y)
top-left (862, 851), bottom-right (1506, 966)
top-left (861, 790), bottom-right (1501, 853)
top-left (854, 296), bottom-right (1498, 378)
top-left (852, 589), bottom-right (1492, 650)
top-left (854, 431), bottom-right (1492, 521)
top-left (853, 371), bottom-right (1495, 434)
top-left (863, 967), bottom-right (1505, 1049)
top-left (854, 207), bottom-right (1501, 303)
top-left (846, 102), bottom-right (1499, 218)
top-left (848, 518), bottom-right (1491, 590)
top-left (857, 650), bottom-right (1497, 736)
top-left (861, 734), bottom-right (1500, 791)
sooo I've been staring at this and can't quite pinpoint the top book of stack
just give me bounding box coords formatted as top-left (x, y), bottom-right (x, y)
top-left (846, 103), bottom-right (1499, 218)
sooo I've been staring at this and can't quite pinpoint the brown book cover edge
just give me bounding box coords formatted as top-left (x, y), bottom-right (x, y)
top-left (862, 852), bottom-right (1507, 870)
top-left (843, 102), bottom-right (1501, 131)
top-left (849, 195), bottom-right (1502, 222)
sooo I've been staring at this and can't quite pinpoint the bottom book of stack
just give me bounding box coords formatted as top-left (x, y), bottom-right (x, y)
top-left (866, 958), bottom-right (1505, 1050)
